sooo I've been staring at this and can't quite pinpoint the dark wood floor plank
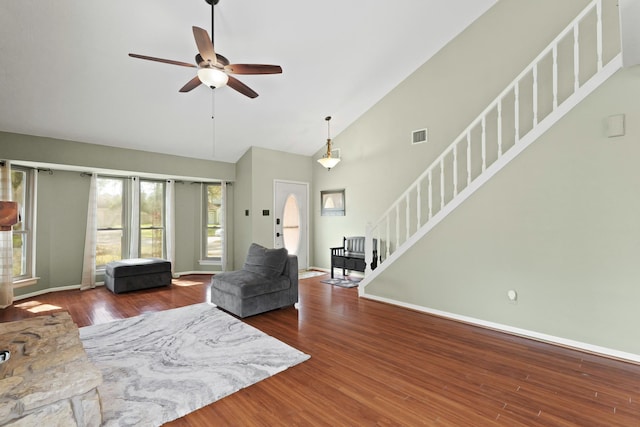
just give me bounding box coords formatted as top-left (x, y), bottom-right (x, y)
top-left (2, 273), bottom-right (640, 426)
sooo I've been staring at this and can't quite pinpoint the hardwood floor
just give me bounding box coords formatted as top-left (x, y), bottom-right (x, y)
top-left (2, 274), bottom-right (639, 426)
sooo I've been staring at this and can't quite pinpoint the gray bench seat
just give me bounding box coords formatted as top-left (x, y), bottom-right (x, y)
top-left (105, 258), bottom-right (172, 294)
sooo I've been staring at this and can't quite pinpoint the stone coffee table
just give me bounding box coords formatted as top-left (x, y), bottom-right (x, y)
top-left (0, 312), bottom-right (102, 426)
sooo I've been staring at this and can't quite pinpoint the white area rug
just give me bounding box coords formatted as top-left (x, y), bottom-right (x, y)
top-left (79, 303), bottom-right (310, 427)
top-left (299, 270), bottom-right (326, 279)
top-left (320, 277), bottom-right (361, 288)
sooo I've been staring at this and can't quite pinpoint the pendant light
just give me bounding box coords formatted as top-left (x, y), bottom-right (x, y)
top-left (317, 116), bottom-right (340, 170)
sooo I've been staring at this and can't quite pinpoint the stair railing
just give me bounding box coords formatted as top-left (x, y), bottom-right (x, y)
top-left (364, 0), bottom-right (621, 280)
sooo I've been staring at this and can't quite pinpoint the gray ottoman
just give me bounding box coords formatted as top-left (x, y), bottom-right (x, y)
top-left (104, 258), bottom-right (172, 294)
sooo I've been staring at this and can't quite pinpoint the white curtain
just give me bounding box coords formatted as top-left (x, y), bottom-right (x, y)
top-left (80, 173), bottom-right (97, 290)
top-left (221, 181), bottom-right (227, 271)
top-left (165, 179), bottom-right (175, 276)
top-left (0, 161), bottom-right (14, 308)
top-left (129, 176), bottom-right (140, 258)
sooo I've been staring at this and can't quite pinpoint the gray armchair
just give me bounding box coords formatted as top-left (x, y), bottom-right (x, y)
top-left (209, 243), bottom-right (298, 318)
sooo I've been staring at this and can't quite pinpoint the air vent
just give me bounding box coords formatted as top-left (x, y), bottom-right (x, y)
top-left (412, 128), bottom-right (428, 145)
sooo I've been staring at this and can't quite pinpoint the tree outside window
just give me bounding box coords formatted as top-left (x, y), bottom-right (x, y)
top-left (96, 177), bottom-right (124, 267)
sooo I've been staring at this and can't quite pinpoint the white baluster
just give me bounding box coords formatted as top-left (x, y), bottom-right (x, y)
top-left (466, 130), bottom-right (472, 186)
top-left (596, 0), bottom-right (603, 71)
top-left (440, 158), bottom-right (445, 210)
top-left (395, 204), bottom-right (400, 251)
top-left (481, 116), bottom-right (487, 172)
top-left (453, 145), bottom-right (458, 197)
top-left (385, 215), bottom-right (390, 260)
top-left (552, 45), bottom-right (558, 110)
top-left (574, 25), bottom-right (580, 91)
top-left (428, 170), bottom-right (433, 220)
top-left (376, 226), bottom-right (382, 264)
top-left (364, 223), bottom-right (372, 275)
top-left (497, 100), bottom-right (503, 157)
top-left (405, 193), bottom-right (410, 242)
top-left (533, 63), bottom-right (538, 126)
top-left (416, 181), bottom-right (421, 231)
top-left (514, 82), bottom-right (520, 143)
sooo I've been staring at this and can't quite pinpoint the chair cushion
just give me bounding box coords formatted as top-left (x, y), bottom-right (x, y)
top-left (212, 270), bottom-right (290, 298)
top-left (105, 258), bottom-right (171, 278)
top-left (242, 243), bottom-right (288, 279)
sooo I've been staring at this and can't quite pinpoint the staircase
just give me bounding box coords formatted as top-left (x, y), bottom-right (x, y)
top-left (361, 0), bottom-right (623, 294)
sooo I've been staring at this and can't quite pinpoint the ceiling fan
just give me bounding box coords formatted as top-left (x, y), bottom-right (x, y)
top-left (128, 0), bottom-right (282, 98)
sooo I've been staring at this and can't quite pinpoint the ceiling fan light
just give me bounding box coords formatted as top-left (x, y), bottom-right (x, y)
top-left (197, 68), bottom-right (229, 88)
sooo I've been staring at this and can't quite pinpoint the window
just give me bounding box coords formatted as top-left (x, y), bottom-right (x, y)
top-left (204, 183), bottom-right (223, 260)
top-left (96, 177), bottom-right (125, 267)
top-left (11, 167), bottom-right (33, 281)
top-left (95, 177), bottom-right (166, 267)
top-left (139, 180), bottom-right (165, 258)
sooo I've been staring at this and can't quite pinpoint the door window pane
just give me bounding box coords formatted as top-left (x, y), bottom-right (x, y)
top-left (283, 194), bottom-right (300, 254)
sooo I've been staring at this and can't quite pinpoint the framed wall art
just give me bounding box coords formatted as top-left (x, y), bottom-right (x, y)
top-left (321, 189), bottom-right (345, 216)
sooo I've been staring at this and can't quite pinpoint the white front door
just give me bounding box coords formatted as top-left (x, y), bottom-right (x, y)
top-left (274, 181), bottom-right (308, 269)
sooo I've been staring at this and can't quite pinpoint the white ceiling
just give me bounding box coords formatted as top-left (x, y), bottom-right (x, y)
top-left (0, 0), bottom-right (496, 164)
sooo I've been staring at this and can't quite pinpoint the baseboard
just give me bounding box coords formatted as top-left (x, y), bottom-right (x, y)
top-left (12, 273), bottom-right (215, 301)
top-left (14, 281), bottom-right (105, 301)
top-left (361, 292), bottom-right (640, 365)
top-left (176, 270), bottom-right (218, 276)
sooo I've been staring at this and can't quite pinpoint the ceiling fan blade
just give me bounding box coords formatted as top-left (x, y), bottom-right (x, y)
top-left (227, 76), bottom-right (259, 98)
top-left (179, 76), bottom-right (202, 93)
top-left (224, 64), bottom-right (283, 75)
top-left (128, 53), bottom-right (196, 68)
top-left (192, 26), bottom-right (217, 65)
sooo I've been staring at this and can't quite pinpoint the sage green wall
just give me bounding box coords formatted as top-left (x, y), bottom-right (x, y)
top-left (2, 132), bottom-right (236, 295)
top-left (312, 0), bottom-right (595, 268)
top-left (367, 67), bottom-right (640, 355)
top-left (233, 147), bottom-right (313, 269)
top-left (31, 170), bottom-right (90, 295)
top-left (311, 0), bottom-right (636, 355)
top-left (0, 132), bottom-right (235, 180)
top-left (233, 149), bottom-right (253, 269)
